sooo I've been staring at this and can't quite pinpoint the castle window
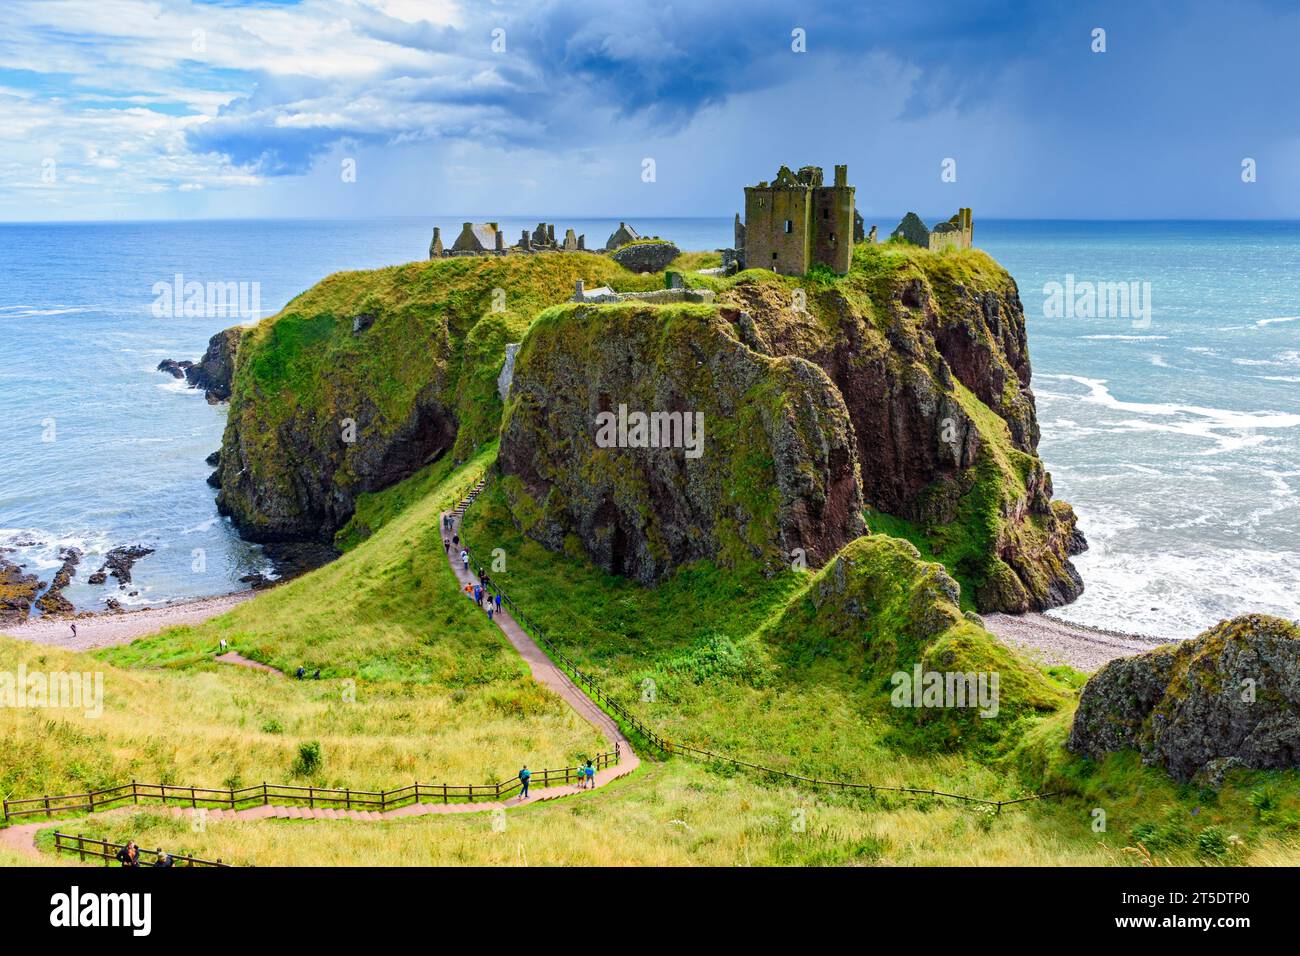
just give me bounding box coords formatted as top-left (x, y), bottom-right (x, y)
top-left (772, 252), bottom-right (778, 260)
top-left (822, 208), bottom-right (828, 219)
top-left (829, 233), bottom-right (836, 243)
top-left (784, 219), bottom-right (793, 233)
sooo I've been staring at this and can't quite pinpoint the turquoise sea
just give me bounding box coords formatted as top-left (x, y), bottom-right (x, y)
top-left (0, 217), bottom-right (1296, 638)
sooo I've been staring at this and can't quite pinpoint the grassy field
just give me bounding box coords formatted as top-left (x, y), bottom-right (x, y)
top-left (7, 451), bottom-right (1300, 865)
top-left (0, 447), bottom-right (604, 807)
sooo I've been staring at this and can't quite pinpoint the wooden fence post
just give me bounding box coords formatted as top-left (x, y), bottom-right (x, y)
top-left (132, 780), bottom-right (138, 805)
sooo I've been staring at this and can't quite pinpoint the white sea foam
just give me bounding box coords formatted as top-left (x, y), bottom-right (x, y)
top-left (1257, 315), bottom-right (1300, 327)
top-left (1080, 334), bottom-right (1169, 341)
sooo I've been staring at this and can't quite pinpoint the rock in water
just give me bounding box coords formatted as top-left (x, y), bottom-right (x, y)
top-left (1068, 614), bottom-right (1300, 782)
top-left (88, 545), bottom-right (155, 586)
top-left (156, 328), bottom-right (240, 403)
top-left (499, 303), bottom-right (865, 582)
top-left (34, 547), bottom-right (82, 616)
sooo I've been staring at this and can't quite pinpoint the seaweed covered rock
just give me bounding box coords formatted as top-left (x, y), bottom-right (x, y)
top-left (498, 303), bottom-right (865, 582)
top-left (763, 536), bottom-right (1065, 751)
top-left (1068, 615), bottom-right (1300, 781)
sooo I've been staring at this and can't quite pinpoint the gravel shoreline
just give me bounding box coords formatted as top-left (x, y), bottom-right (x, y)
top-left (983, 611), bottom-right (1172, 672)
top-left (0, 590), bottom-right (257, 650)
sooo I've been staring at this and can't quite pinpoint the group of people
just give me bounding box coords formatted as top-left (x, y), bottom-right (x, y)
top-left (464, 580), bottom-right (503, 620)
top-left (515, 760), bottom-right (598, 799)
top-left (115, 840), bottom-right (173, 867)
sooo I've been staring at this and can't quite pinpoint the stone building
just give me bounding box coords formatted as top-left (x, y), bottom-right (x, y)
top-left (605, 221), bottom-right (641, 250)
top-left (927, 208), bottom-right (973, 252)
top-left (738, 164), bottom-right (855, 276)
top-left (451, 222), bottom-right (505, 254)
top-left (429, 220), bottom-right (587, 259)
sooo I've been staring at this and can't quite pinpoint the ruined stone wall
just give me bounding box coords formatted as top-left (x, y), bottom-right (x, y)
top-left (744, 185), bottom-right (813, 275)
top-left (811, 184), bottom-right (855, 273)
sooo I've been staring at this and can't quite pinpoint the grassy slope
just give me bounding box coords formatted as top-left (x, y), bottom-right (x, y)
top-left (0, 448), bottom-right (604, 805)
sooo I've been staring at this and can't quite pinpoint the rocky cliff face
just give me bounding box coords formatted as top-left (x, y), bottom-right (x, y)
top-left (1068, 615), bottom-right (1300, 782)
top-left (499, 303), bottom-right (865, 581)
top-left (213, 254), bottom-right (665, 543)
top-left (710, 248), bottom-right (1082, 612)
top-left (213, 244), bottom-right (1081, 611)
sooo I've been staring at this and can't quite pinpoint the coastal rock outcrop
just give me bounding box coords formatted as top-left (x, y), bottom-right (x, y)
top-left (213, 254), bottom-right (658, 543)
top-left (157, 327), bottom-right (240, 403)
top-left (499, 303), bottom-right (865, 581)
top-left (714, 252), bottom-right (1083, 612)
top-left (1068, 614), bottom-right (1300, 782)
top-left (87, 545), bottom-right (154, 586)
top-left (34, 547), bottom-right (81, 616)
top-left (0, 554), bottom-right (42, 626)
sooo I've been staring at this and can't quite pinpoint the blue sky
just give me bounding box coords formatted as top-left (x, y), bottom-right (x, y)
top-left (2, 0), bottom-right (1299, 221)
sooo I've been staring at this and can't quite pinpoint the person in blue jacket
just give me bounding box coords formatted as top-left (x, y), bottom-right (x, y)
top-left (519, 765), bottom-right (531, 799)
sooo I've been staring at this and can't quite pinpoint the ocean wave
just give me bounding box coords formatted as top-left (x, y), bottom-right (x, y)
top-left (1051, 545), bottom-right (1300, 639)
top-left (1037, 373), bottom-right (1300, 452)
top-left (1079, 334), bottom-right (1169, 341)
top-left (1257, 315), bottom-right (1300, 327)
top-left (0, 306), bottom-right (93, 318)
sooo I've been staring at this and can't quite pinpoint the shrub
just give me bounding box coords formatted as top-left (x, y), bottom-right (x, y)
top-left (291, 741), bottom-right (322, 777)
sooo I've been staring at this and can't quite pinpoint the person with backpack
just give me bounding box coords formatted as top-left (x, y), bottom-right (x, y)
top-left (585, 760), bottom-right (596, 789)
top-left (518, 766), bottom-right (531, 799)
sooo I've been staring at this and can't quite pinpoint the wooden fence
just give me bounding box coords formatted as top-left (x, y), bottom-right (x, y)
top-left (2, 748), bottom-right (618, 823)
top-left (52, 832), bottom-right (230, 867)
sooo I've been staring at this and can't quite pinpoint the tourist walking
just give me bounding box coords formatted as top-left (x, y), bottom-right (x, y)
top-left (116, 840), bottom-right (140, 867)
top-left (69, 623), bottom-right (77, 639)
top-left (494, 593), bottom-right (502, 613)
top-left (519, 765), bottom-right (531, 799)
top-left (487, 601), bottom-right (495, 622)
top-left (461, 549), bottom-right (469, 571)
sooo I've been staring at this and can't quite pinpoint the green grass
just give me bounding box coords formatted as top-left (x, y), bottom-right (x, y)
top-left (0, 450), bottom-right (604, 805)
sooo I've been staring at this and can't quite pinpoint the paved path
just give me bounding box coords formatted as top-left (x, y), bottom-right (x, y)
top-left (2, 484), bottom-right (639, 861)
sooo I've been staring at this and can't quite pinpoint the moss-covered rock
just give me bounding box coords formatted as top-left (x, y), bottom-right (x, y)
top-left (498, 303), bottom-right (865, 581)
top-left (763, 535), bottom-right (1065, 752)
top-left (214, 253), bottom-right (660, 541)
top-left (1068, 614), bottom-right (1300, 781)
top-left (712, 243), bottom-right (1082, 612)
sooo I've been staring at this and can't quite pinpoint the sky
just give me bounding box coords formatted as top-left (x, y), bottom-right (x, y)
top-left (2, 0), bottom-right (1299, 222)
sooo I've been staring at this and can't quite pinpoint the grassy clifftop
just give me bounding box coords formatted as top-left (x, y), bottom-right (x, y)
top-left (215, 252), bottom-right (662, 542)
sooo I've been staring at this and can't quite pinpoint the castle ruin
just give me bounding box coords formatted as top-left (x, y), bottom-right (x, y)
top-left (736, 164), bottom-right (856, 276)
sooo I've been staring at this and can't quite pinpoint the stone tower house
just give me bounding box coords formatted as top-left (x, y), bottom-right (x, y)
top-left (741, 164), bottom-right (855, 275)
